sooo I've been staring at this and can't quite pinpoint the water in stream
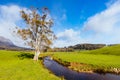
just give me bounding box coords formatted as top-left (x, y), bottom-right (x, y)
top-left (43, 57), bottom-right (120, 80)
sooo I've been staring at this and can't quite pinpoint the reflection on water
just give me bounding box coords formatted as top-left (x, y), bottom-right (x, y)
top-left (43, 57), bottom-right (120, 80)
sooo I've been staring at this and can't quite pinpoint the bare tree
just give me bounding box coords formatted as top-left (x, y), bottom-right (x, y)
top-left (17, 8), bottom-right (56, 61)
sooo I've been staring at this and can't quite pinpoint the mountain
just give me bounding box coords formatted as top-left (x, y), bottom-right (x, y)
top-left (0, 36), bottom-right (16, 47)
top-left (0, 36), bottom-right (32, 51)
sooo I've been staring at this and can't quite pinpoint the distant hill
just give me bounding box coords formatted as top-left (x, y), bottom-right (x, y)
top-left (50, 43), bottom-right (106, 52)
top-left (68, 43), bottom-right (106, 50)
top-left (0, 36), bottom-right (32, 51)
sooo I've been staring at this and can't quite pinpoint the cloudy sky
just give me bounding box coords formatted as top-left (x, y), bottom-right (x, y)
top-left (0, 0), bottom-right (120, 47)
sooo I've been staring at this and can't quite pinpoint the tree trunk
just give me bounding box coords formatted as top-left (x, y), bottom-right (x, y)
top-left (33, 50), bottom-right (40, 61)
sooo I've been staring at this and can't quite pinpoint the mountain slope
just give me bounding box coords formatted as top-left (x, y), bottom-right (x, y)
top-left (0, 36), bottom-right (31, 50)
top-left (0, 36), bottom-right (16, 47)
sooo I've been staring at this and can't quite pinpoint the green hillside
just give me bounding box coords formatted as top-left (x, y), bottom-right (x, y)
top-left (88, 44), bottom-right (120, 55)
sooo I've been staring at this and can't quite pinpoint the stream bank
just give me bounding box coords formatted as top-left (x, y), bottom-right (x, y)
top-left (53, 57), bottom-right (120, 75)
top-left (43, 56), bottom-right (120, 80)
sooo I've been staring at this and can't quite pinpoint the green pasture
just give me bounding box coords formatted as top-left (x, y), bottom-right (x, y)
top-left (0, 50), bottom-right (59, 80)
top-left (52, 45), bottom-right (120, 72)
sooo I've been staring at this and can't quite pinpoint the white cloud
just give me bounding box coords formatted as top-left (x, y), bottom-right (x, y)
top-left (83, 0), bottom-right (120, 44)
top-left (84, 0), bottom-right (120, 33)
top-left (53, 29), bottom-right (86, 47)
top-left (57, 29), bottom-right (80, 40)
top-left (0, 5), bottom-right (21, 22)
top-left (0, 5), bottom-right (27, 47)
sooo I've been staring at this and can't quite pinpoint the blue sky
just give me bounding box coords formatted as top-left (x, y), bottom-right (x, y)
top-left (0, 0), bottom-right (109, 29)
top-left (0, 0), bottom-right (120, 47)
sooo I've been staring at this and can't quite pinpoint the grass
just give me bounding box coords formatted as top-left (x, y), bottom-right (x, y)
top-left (0, 50), bottom-right (60, 80)
top-left (87, 44), bottom-right (120, 55)
top-left (0, 44), bottom-right (120, 80)
top-left (52, 45), bottom-right (120, 74)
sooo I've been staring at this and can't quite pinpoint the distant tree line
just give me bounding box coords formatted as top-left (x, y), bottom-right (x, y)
top-left (47, 47), bottom-right (74, 52)
top-left (68, 44), bottom-right (106, 50)
top-left (46, 44), bottom-right (106, 52)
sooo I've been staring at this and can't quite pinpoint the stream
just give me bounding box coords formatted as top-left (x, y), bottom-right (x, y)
top-left (43, 57), bottom-right (120, 80)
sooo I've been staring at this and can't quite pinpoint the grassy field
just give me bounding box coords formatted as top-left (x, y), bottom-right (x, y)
top-left (0, 45), bottom-right (120, 80)
top-left (0, 50), bottom-right (60, 80)
top-left (52, 45), bottom-right (120, 73)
